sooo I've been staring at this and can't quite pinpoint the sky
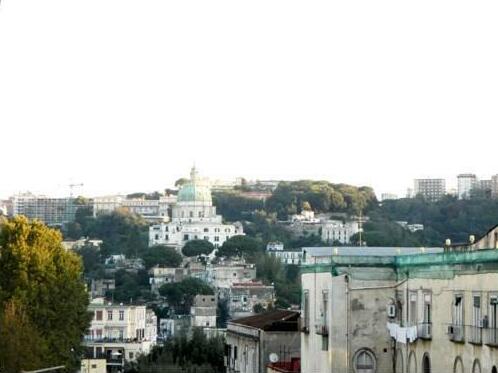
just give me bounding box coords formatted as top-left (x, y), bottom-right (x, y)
top-left (1, 0), bottom-right (497, 199)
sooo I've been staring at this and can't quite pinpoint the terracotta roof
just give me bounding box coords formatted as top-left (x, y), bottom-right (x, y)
top-left (229, 310), bottom-right (299, 331)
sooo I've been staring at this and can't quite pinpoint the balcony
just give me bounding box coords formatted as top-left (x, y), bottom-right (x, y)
top-left (315, 323), bottom-right (329, 336)
top-left (417, 322), bottom-right (432, 340)
top-left (448, 324), bottom-right (465, 343)
top-left (467, 326), bottom-right (483, 345)
top-left (484, 328), bottom-right (498, 347)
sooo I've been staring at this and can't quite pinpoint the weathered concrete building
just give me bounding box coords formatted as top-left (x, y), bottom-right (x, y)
top-left (300, 232), bottom-right (498, 373)
top-left (226, 310), bottom-right (300, 373)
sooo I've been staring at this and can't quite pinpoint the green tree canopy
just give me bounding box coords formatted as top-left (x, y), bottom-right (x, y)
top-left (182, 239), bottom-right (215, 257)
top-left (0, 217), bottom-right (91, 371)
top-left (216, 235), bottom-right (262, 260)
top-left (142, 245), bottom-right (183, 269)
top-left (159, 278), bottom-right (213, 314)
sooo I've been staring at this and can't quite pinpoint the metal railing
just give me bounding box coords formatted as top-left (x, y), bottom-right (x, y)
top-left (484, 328), bottom-right (498, 347)
top-left (467, 325), bottom-right (483, 345)
top-left (448, 324), bottom-right (465, 342)
top-left (417, 322), bottom-right (432, 340)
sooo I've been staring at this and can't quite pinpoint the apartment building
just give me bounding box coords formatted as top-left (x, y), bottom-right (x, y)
top-left (413, 179), bottom-right (446, 201)
top-left (300, 226), bottom-right (498, 373)
top-left (458, 173), bottom-right (479, 199)
top-left (84, 299), bottom-right (157, 371)
top-left (10, 192), bottom-right (77, 226)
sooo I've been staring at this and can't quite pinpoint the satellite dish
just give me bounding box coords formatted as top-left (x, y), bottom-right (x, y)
top-left (269, 353), bottom-right (279, 363)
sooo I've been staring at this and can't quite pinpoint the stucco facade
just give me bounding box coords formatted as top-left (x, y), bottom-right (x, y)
top-left (301, 247), bottom-right (498, 373)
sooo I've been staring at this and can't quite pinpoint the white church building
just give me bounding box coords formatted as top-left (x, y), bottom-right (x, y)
top-left (149, 167), bottom-right (244, 250)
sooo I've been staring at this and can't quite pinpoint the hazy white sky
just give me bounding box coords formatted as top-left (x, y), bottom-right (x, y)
top-left (1, 0), bottom-right (497, 199)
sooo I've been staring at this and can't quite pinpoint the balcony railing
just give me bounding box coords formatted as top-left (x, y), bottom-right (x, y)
top-left (315, 323), bottom-right (329, 336)
top-left (448, 324), bottom-right (465, 342)
top-left (467, 326), bottom-right (483, 345)
top-left (484, 328), bottom-right (498, 347)
top-left (417, 322), bottom-right (432, 340)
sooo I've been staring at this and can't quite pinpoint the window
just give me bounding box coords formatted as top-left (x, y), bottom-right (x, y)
top-left (129, 352), bottom-right (134, 359)
top-left (214, 236), bottom-right (219, 242)
top-left (204, 236), bottom-right (209, 240)
top-left (119, 310), bottom-right (124, 321)
top-left (322, 290), bottom-right (329, 328)
top-left (96, 310), bottom-right (103, 321)
top-left (189, 211), bottom-right (193, 218)
top-left (409, 292), bottom-right (417, 325)
top-left (453, 294), bottom-right (464, 325)
top-left (303, 290), bottom-right (310, 331)
top-left (423, 293), bottom-right (431, 323)
top-left (354, 349), bottom-right (375, 373)
top-left (184, 234), bottom-right (189, 241)
top-left (422, 353), bottom-right (431, 373)
top-left (107, 310), bottom-right (113, 320)
top-left (204, 228), bottom-right (209, 232)
top-left (234, 346), bottom-right (238, 360)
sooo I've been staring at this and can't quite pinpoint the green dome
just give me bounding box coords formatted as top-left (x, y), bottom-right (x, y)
top-left (177, 183), bottom-right (212, 203)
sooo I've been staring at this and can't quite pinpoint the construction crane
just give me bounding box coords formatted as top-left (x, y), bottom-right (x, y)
top-left (68, 183), bottom-right (84, 198)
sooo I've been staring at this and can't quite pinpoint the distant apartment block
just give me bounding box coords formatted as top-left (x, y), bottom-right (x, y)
top-left (93, 195), bottom-right (176, 223)
top-left (414, 178), bottom-right (446, 202)
top-left (493, 175), bottom-right (498, 198)
top-left (84, 299), bottom-right (157, 371)
top-left (10, 192), bottom-right (77, 226)
top-left (381, 193), bottom-right (398, 201)
top-left (266, 242), bottom-right (303, 265)
top-left (457, 173), bottom-right (478, 199)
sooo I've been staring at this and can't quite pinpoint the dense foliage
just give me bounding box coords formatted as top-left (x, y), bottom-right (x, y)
top-left (159, 278), bottom-right (214, 314)
top-left (182, 239), bottom-right (215, 257)
top-left (64, 209), bottom-right (149, 258)
top-left (266, 180), bottom-right (377, 219)
top-left (367, 196), bottom-right (498, 246)
top-left (212, 192), bottom-right (264, 222)
top-left (256, 254), bottom-right (301, 307)
top-left (216, 235), bottom-right (262, 260)
top-left (129, 330), bottom-right (225, 373)
top-left (142, 245), bottom-right (183, 269)
top-left (0, 217), bottom-right (91, 372)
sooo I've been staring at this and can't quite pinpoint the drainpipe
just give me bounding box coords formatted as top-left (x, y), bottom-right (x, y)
top-left (345, 274), bottom-right (350, 373)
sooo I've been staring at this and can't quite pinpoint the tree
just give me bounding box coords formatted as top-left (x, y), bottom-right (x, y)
top-left (216, 235), bottom-right (262, 260)
top-left (142, 245), bottom-right (183, 269)
top-left (159, 278), bottom-right (213, 313)
top-left (0, 300), bottom-right (46, 373)
top-left (182, 239), bottom-right (214, 257)
top-left (0, 217), bottom-right (91, 371)
top-left (76, 243), bottom-right (103, 277)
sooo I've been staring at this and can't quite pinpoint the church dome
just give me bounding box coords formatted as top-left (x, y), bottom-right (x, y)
top-left (177, 167), bottom-right (212, 203)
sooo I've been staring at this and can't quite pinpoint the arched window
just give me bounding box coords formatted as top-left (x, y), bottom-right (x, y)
top-left (492, 367), bottom-right (497, 373)
top-left (354, 349), bottom-right (376, 373)
top-left (408, 351), bottom-right (417, 373)
top-left (395, 350), bottom-right (404, 373)
top-left (453, 357), bottom-right (463, 373)
top-left (472, 359), bottom-right (481, 373)
top-left (422, 353), bottom-right (431, 373)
